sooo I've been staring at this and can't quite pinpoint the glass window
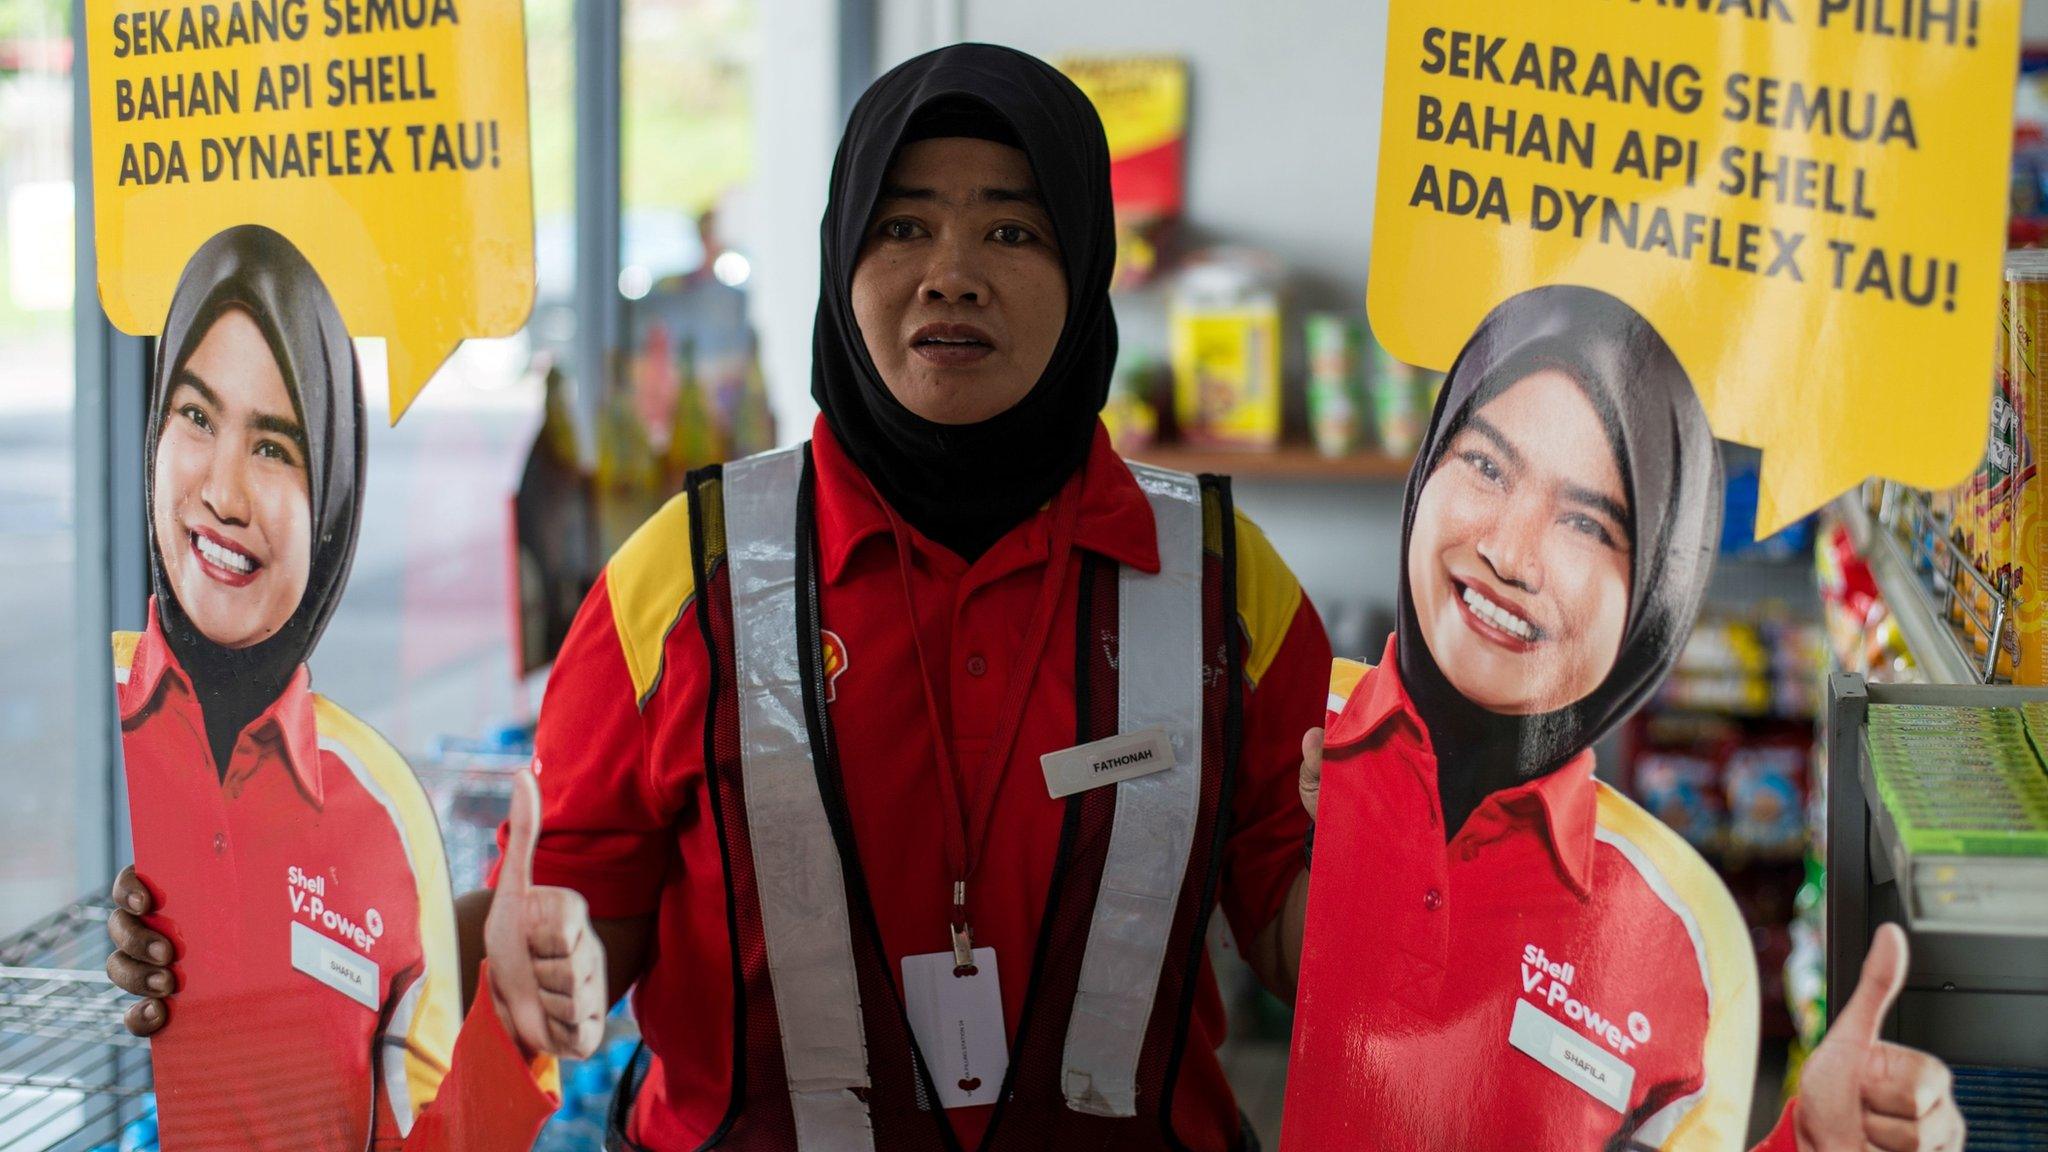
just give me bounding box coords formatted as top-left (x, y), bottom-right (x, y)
top-left (303, 0), bottom-right (577, 762)
top-left (0, 0), bottom-right (78, 934)
top-left (599, 0), bottom-right (770, 561)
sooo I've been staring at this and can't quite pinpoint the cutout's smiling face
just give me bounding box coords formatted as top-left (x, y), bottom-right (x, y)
top-left (150, 307), bottom-right (312, 649)
top-left (850, 135), bottom-right (1068, 425)
top-left (1406, 368), bottom-right (1633, 715)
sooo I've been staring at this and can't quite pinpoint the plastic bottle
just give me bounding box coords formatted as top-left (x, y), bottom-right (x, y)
top-left (665, 337), bottom-right (719, 479)
top-left (117, 1114), bottom-right (158, 1152)
top-left (731, 339), bottom-right (777, 458)
top-left (532, 1066), bottom-right (606, 1152)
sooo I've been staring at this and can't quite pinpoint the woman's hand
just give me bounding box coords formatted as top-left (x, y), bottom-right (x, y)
top-left (484, 768), bottom-right (608, 1059)
top-left (1794, 924), bottom-right (1964, 1152)
top-left (105, 866), bottom-right (176, 1037)
top-left (1299, 727), bottom-right (1324, 822)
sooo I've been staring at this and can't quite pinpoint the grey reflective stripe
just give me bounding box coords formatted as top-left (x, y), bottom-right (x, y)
top-left (1062, 462), bottom-right (1206, 1117)
top-left (724, 446), bottom-right (876, 1152)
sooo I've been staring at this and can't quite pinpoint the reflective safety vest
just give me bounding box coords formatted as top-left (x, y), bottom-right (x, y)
top-left (611, 442), bottom-right (1247, 1152)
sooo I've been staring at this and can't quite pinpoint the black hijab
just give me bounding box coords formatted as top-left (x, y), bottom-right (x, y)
top-left (147, 224), bottom-right (365, 776)
top-left (812, 43), bottom-right (1117, 559)
top-left (1394, 286), bottom-right (1721, 836)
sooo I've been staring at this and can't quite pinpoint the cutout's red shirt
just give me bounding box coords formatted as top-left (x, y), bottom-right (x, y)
top-left (1283, 647), bottom-right (1797, 1152)
top-left (117, 603), bottom-right (551, 1151)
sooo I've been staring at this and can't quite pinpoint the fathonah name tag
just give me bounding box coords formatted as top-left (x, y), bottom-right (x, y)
top-left (1039, 728), bottom-right (1175, 799)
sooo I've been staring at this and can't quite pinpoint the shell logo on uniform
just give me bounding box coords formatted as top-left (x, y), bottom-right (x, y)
top-left (822, 629), bottom-right (849, 702)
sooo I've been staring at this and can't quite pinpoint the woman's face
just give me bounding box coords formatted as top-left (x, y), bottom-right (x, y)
top-left (1406, 369), bottom-right (1632, 714)
top-left (851, 135), bottom-right (1069, 425)
top-left (151, 307), bottom-right (312, 649)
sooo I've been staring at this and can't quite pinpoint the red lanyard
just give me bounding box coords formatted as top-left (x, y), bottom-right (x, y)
top-left (878, 475), bottom-right (1083, 973)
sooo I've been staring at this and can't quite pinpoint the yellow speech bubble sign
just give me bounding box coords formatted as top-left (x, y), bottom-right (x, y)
top-left (1368, 0), bottom-right (2019, 533)
top-left (86, 0), bottom-right (533, 422)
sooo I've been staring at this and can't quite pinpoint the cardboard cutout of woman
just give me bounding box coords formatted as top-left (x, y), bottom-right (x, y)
top-left (107, 225), bottom-right (552, 1152)
top-left (1286, 285), bottom-right (1762, 1150)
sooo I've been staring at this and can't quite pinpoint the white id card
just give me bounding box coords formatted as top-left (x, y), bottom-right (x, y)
top-left (290, 920), bottom-right (380, 1010)
top-left (900, 947), bottom-right (1008, 1109)
top-left (1507, 998), bottom-right (1635, 1113)
top-left (1039, 728), bottom-right (1175, 799)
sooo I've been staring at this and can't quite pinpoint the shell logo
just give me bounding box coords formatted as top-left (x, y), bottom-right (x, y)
top-left (822, 630), bottom-right (849, 703)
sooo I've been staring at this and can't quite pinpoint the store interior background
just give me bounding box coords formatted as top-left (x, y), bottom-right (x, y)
top-left (4, 0), bottom-right (2047, 1145)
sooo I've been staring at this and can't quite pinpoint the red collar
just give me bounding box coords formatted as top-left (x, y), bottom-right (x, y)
top-left (807, 414), bottom-right (1161, 583)
top-left (125, 599), bottom-right (325, 807)
top-left (1326, 635), bottom-right (1598, 897)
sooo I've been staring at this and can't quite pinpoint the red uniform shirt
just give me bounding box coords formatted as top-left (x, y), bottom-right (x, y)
top-left (522, 417), bottom-right (1329, 1150)
top-left (117, 604), bottom-right (552, 1152)
top-left (1283, 649), bottom-right (1768, 1152)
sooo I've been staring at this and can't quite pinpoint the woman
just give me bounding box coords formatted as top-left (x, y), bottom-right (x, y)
top-left (447, 43), bottom-right (1332, 1152)
top-left (104, 224), bottom-right (554, 1152)
top-left (1283, 286), bottom-right (1963, 1151)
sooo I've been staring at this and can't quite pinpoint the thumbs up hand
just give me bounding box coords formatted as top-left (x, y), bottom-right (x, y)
top-left (1299, 727), bottom-right (1324, 822)
top-left (484, 766), bottom-right (607, 1060)
top-left (1793, 924), bottom-right (1964, 1152)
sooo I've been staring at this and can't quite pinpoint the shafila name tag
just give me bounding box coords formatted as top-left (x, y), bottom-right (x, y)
top-left (1040, 728), bottom-right (1176, 799)
top-left (901, 947), bottom-right (1007, 1110)
top-left (1507, 998), bottom-right (1635, 1113)
top-left (290, 920), bottom-right (380, 1010)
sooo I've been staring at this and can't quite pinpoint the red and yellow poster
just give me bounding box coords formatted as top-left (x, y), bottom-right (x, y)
top-left (1059, 55), bottom-right (1187, 221)
top-left (1364, 0), bottom-right (2021, 532)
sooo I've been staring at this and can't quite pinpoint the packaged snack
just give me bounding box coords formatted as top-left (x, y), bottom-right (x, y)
top-left (1368, 328), bottom-right (1424, 456)
top-left (1413, 368), bottom-right (1446, 422)
top-left (1985, 370), bottom-right (2020, 677)
top-left (1634, 752), bottom-right (1726, 851)
top-left (1169, 249), bottom-right (1282, 449)
top-left (1102, 355), bottom-right (1162, 454)
top-left (1726, 744), bottom-right (1808, 854)
top-left (1305, 313), bottom-right (1365, 457)
top-left (1866, 703), bottom-right (2048, 858)
top-left (2004, 249), bottom-right (2048, 682)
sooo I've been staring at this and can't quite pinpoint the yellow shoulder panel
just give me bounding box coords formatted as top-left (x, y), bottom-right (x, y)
top-left (1327, 658), bottom-right (1371, 714)
top-left (1233, 509), bottom-right (1304, 688)
top-left (606, 492), bottom-right (699, 705)
top-left (111, 632), bottom-right (141, 680)
top-left (311, 696), bottom-right (459, 1123)
top-left (1594, 782), bottom-right (1759, 1151)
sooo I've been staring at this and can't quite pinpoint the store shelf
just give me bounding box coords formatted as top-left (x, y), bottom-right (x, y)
top-left (1857, 736), bottom-right (2048, 940)
top-left (0, 898), bottom-right (153, 1151)
top-left (1127, 445), bottom-right (1413, 482)
top-left (1835, 494), bottom-right (1987, 685)
top-left (1824, 674), bottom-right (2048, 1069)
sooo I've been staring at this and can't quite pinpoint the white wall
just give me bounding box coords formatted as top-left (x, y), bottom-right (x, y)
top-left (878, 0), bottom-right (1391, 349)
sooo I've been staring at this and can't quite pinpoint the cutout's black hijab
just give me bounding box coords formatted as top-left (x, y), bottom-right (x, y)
top-left (813, 43), bottom-right (1117, 559)
top-left (147, 224), bottom-right (365, 775)
top-left (1394, 286), bottom-right (1721, 836)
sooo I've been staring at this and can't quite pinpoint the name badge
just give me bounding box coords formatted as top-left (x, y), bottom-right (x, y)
top-left (1040, 728), bottom-right (1176, 799)
top-left (290, 920), bottom-right (380, 1010)
top-left (900, 947), bottom-right (1007, 1109)
top-left (1507, 998), bottom-right (1635, 1113)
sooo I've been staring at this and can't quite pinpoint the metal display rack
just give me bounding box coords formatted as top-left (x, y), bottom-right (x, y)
top-left (1838, 486), bottom-right (2016, 686)
top-left (1825, 674), bottom-right (2048, 1067)
top-left (0, 899), bottom-right (152, 1151)
top-left (1822, 471), bottom-right (2048, 1073)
